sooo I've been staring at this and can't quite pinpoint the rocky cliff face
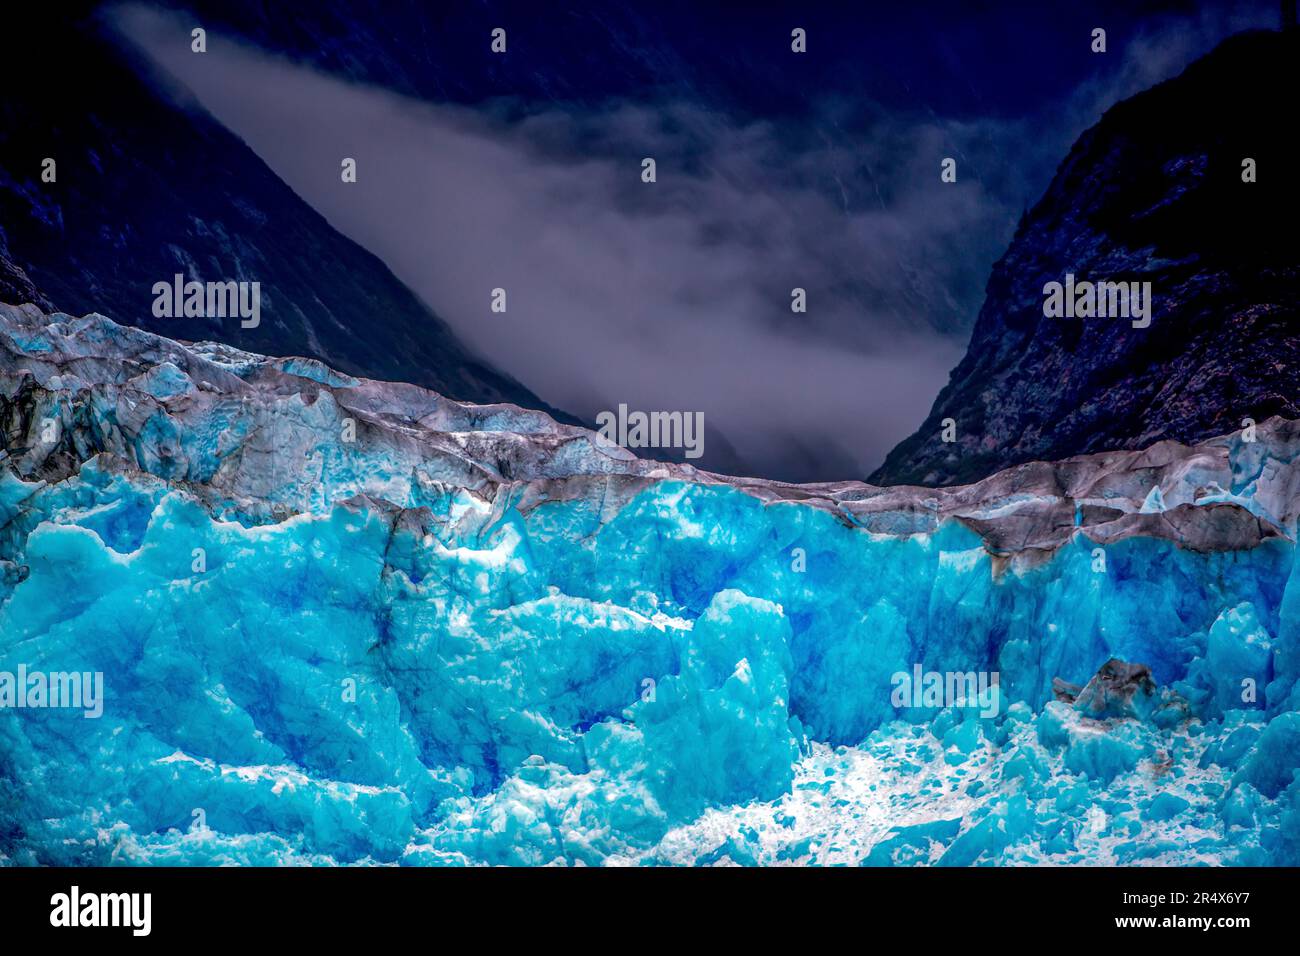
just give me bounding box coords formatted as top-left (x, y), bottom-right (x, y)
top-left (873, 29), bottom-right (1300, 487)
top-left (0, 251), bottom-right (50, 315)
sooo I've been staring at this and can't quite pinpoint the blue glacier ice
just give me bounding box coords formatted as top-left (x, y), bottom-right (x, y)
top-left (2, 301), bottom-right (1300, 866)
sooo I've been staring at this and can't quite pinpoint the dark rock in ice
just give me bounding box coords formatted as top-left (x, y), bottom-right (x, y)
top-left (1073, 659), bottom-right (1156, 720)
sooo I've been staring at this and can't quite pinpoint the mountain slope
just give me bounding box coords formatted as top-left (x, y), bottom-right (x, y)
top-left (873, 29), bottom-right (1300, 487)
top-left (0, 249), bottom-right (50, 314)
top-left (0, 8), bottom-right (564, 416)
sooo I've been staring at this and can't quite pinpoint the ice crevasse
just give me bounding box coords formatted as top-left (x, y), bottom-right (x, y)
top-left (2, 301), bottom-right (1300, 866)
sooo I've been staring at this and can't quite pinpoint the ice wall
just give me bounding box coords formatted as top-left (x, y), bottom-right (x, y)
top-left (3, 304), bottom-right (1299, 866)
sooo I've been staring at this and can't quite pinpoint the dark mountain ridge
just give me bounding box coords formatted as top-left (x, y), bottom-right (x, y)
top-left (0, 7), bottom-right (565, 415)
top-left (874, 28), bottom-right (1299, 486)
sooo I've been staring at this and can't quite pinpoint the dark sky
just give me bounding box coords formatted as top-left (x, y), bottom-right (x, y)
top-left (110, 1), bottom-right (1275, 481)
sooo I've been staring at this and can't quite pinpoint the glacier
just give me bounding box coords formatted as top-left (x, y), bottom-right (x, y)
top-left (2, 300), bottom-right (1300, 866)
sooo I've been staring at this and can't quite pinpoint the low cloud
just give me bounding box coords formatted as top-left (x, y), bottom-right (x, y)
top-left (109, 3), bottom-right (1267, 481)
